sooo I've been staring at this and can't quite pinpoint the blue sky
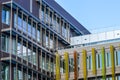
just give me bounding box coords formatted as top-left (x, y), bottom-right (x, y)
top-left (55, 0), bottom-right (120, 33)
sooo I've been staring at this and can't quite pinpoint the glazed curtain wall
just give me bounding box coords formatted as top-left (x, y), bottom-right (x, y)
top-left (56, 45), bottom-right (120, 80)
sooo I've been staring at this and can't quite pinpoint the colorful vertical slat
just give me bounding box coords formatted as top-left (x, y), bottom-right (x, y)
top-left (74, 51), bottom-right (78, 80)
top-left (64, 52), bottom-right (69, 80)
top-left (56, 52), bottom-right (60, 80)
top-left (110, 45), bottom-right (115, 80)
top-left (101, 47), bottom-right (106, 80)
top-left (82, 49), bottom-right (87, 80)
top-left (92, 48), bottom-right (96, 75)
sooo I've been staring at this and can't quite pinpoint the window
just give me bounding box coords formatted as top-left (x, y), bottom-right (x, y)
top-left (37, 26), bottom-right (41, 42)
top-left (46, 35), bottom-right (49, 48)
top-left (14, 13), bottom-right (17, 28)
top-left (18, 13), bottom-right (22, 30)
top-left (115, 50), bottom-right (120, 66)
top-left (2, 7), bottom-right (10, 25)
top-left (17, 42), bottom-right (22, 57)
top-left (23, 15), bottom-right (27, 33)
top-left (28, 19), bottom-right (32, 36)
top-left (33, 51), bottom-right (36, 65)
top-left (18, 70), bottom-right (23, 80)
top-left (41, 6), bottom-right (44, 21)
top-left (12, 38), bottom-right (17, 55)
top-left (96, 53), bottom-right (102, 69)
top-left (105, 52), bottom-right (111, 67)
top-left (28, 48), bottom-right (32, 62)
top-left (50, 36), bottom-right (53, 49)
top-left (87, 55), bottom-right (92, 70)
top-left (42, 56), bottom-right (45, 70)
top-left (1, 35), bottom-right (9, 52)
top-left (23, 45), bottom-right (27, 60)
top-left (1, 63), bottom-right (9, 80)
top-left (32, 22), bottom-right (36, 39)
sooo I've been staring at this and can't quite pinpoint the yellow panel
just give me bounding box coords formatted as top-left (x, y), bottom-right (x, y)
top-left (82, 49), bottom-right (87, 80)
top-left (110, 45), bottom-right (115, 80)
top-left (56, 52), bottom-right (60, 80)
top-left (92, 48), bottom-right (96, 75)
top-left (74, 51), bottom-right (78, 80)
top-left (64, 52), bottom-right (69, 80)
top-left (101, 47), bottom-right (106, 80)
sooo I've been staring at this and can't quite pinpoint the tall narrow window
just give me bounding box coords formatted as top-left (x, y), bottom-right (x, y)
top-left (23, 15), bottom-right (27, 33)
top-left (1, 35), bottom-right (9, 52)
top-left (115, 50), bottom-right (120, 66)
top-left (2, 7), bottom-right (10, 25)
top-left (96, 53), bottom-right (102, 69)
top-left (32, 22), bottom-right (36, 39)
top-left (28, 19), bottom-right (32, 37)
top-left (32, 50), bottom-right (37, 65)
top-left (105, 52), bottom-right (111, 67)
top-left (37, 26), bottom-right (41, 42)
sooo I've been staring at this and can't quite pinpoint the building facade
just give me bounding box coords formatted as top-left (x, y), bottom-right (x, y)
top-left (58, 30), bottom-right (120, 80)
top-left (0, 0), bottom-right (90, 80)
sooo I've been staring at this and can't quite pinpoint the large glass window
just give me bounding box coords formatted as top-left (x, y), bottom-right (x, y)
top-left (33, 51), bottom-right (37, 65)
top-left (37, 26), bottom-right (41, 42)
top-left (87, 55), bottom-right (92, 70)
top-left (18, 13), bottom-right (22, 30)
top-left (1, 63), bottom-right (9, 80)
top-left (12, 38), bottom-right (17, 55)
top-left (69, 58), bottom-right (74, 72)
top-left (32, 22), bottom-right (36, 39)
top-left (115, 50), bottom-right (120, 66)
top-left (28, 48), bottom-right (32, 63)
top-left (2, 7), bottom-right (10, 25)
top-left (41, 6), bottom-right (44, 21)
top-left (50, 37), bottom-right (53, 49)
top-left (18, 70), bottom-right (23, 80)
top-left (1, 35), bottom-right (9, 52)
top-left (46, 35), bottom-right (49, 48)
top-left (23, 45), bottom-right (27, 60)
top-left (17, 42), bottom-right (22, 57)
top-left (105, 52), bottom-right (111, 67)
top-left (28, 19), bottom-right (32, 37)
top-left (42, 56), bottom-right (45, 70)
top-left (23, 15), bottom-right (27, 33)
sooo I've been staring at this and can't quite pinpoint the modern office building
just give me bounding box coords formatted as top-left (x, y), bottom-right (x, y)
top-left (0, 0), bottom-right (90, 80)
top-left (58, 30), bottom-right (120, 80)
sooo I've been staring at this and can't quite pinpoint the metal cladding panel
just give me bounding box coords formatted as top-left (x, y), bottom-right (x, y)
top-left (43, 0), bottom-right (90, 35)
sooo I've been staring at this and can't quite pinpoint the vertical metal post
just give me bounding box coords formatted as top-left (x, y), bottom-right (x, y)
top-left (10, 1), bottom-right (13, 80)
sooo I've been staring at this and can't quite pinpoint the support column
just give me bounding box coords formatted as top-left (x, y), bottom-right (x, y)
top-left (101, 47), bottom-right (106, 80)
top-left (110, 45), bottom-right (115, 80)
top-left (56, 52), bottom-right (60, 80)
top-left (64, 52), bottom-right (69, 80)
top-left (82, 49), bottom-right (87, 80)
top-left (10, 2), bottom-right (13, 80)
top-left (92, 48), bottom-right (96, 75)
top-left (74, 51), bottom-right (78, 80)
